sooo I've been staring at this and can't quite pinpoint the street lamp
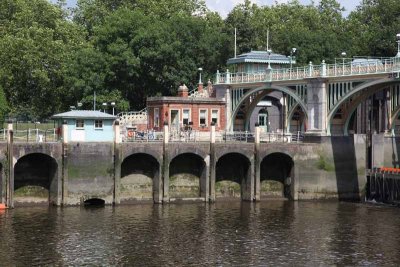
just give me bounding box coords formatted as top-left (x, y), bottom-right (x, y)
top-left (102, 102), bottom-right (107, 113)
top-left (111, 102), bottom-right (116, 116)
top-left (396, 33), bottom-right (400, 57)
top-left (198, 67), bottom-right (203, 84)
top-left (290, 48), bottom-right (296, 69)
top-left (341, 51), bottom-right (346, 74)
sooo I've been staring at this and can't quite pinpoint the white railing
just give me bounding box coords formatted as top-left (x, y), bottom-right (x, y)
top-left (118, 108), bottom-right (148, 126)
top-left (0, 128), bottom-right (58, 142)
top-left (216, 57), bottom-right (400, 85)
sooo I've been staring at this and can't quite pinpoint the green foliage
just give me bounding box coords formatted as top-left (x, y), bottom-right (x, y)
top-left (0, 0), bottom-right (399, 120)
top-left (316, 155), bottom-right (335, 172)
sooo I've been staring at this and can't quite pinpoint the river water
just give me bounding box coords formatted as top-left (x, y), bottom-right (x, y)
top-left (0, 201), bottom-right (400, 266)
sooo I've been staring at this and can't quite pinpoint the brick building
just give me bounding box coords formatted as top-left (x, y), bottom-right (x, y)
top-left (147, 81), bottom-right (226, 132)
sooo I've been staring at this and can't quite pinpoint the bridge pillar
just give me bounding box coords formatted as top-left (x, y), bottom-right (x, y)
top-left (254, 125), bottom-right (261, 201)
top-left (305, 78), bottom-right (328, 137)
top-left (209, 124), bottom-right (216, 202)
top-left (162, 123), bottom-right (169, 203)
top-left (6, 122), bottom-right (13, 208)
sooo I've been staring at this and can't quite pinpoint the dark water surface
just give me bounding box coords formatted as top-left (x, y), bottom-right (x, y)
top-left (1, 201), bottom-right (400, 266)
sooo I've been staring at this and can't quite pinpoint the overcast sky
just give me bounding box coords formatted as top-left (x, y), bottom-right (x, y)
top-left (60, 0), bottom-right (360, 17)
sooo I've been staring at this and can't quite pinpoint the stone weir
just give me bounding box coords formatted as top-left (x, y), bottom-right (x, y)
top-left (0, 126), bottom-right (371, 207)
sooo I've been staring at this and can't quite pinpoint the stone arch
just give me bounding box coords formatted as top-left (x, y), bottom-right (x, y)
top-left (169, 153), bottom-right (207, 199)
top-left (327, 78), bottom-right (397, 135)
top-left (14, 153), bottom-right (58, 205)
top-left (120, 153), bottom-right (160, 202)
top-left (260, 152), bottom-right (294, 199)
top-left (215, 152), bottom-right (251, 200)
top-left (231, 84), bottom-right (308, 131)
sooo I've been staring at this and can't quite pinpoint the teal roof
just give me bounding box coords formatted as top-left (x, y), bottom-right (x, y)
top-left (51, 110), bottom-right (117, 120)
top-left (227, 50), bottom-right (293, 65)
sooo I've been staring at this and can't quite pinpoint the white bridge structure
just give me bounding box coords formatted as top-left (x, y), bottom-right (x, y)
top-left (214, 56), bottom-right (400, 136)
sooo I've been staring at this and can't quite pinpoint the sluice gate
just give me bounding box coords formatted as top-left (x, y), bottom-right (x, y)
top-left (367, 168), bottom-right (400, 204)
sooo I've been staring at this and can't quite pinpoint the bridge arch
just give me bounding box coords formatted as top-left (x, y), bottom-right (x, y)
top-left (120, 153), bottom-right (160, 202)
top-left (215, 152), bottom-right (251, 199)
top-left (231, 84), bottom-right (308, 131)
top-left (14, 153), bottom-right (58, 205)
top-left (260, 152), bottom-right (294, 199)
top-left (169, 153), bottom-right (207, 199)
top-left (327, 78), bottom-right (397, 135)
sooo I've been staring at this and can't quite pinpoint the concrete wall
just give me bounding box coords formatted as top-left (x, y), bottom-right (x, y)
top-left (1, 134), bottom-right (371, 206)
top-left (63, 142), bottom-right (114, 205)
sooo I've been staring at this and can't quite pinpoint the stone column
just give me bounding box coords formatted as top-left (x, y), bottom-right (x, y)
top-left (61, 120), bottom-right (68, 205)
top-left (305, 78), bottom-right (328, 137)
top-left (162, 122), bottom-right (169, 203)
top-left (209, 124), bottom-right (216, 202)
top-left (6, 121), bottom-right (13, 208)
top-left (113, 120), bottom-right (121, 205)
top-left (254, 124), bottom-right (261, 201)
top-left (114, 120), bottom-right (121, 144)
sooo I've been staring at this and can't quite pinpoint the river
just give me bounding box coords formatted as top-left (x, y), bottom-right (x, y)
top-left (0, 201), bottom-right (400, 266)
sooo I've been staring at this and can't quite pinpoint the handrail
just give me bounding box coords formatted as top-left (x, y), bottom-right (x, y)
top-left (215, 57), bottom-right (400, 85)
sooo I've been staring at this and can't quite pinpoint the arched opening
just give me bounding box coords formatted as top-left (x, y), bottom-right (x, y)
top-left (216, 153), bottom-right (251, 199)
top-left (84, 198), bottom-right (105, 206)
top-left (169, 153), bottom-right (205, 199)
top-left (14, 153), bottom-right (58, 205)
top-left (260, 153), bottom-right (294, 199)
top-left (231, 85), bottom-right (307, 132)
top-left (120, 153), bottom-right (159, 202)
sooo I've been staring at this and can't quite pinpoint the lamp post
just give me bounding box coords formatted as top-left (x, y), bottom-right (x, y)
top-left (102, 102), bottom-right (107, 113)
top-left (111, 102), bottom-right (116, 115)
top-left (396, 33), bottom-right (400, 58)
top-left (289, 48), bottom-right (296, 69)
top-left (198, 67), bottom-right (203, 84)
top-left (341, 51), bottom-right (346, 74)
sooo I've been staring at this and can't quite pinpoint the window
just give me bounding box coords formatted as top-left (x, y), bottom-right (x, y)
top-left (76, 119), bottom-right (84, 128)
top-left (199, 109), bottom-right (207, 126)
top-left (154, 108), bottom-right (159, 127)
top-left (182, 109), bottom-right (190, 125)
top-left (211, 109), bottom-right (219, 126)
top-left (94, 120), bottom-right (103, 129)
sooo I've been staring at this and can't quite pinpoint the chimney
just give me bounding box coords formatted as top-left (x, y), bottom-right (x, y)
top-left (178, 84), bottom-right (188, 98)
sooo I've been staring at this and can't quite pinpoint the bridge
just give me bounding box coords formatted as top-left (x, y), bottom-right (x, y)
top-left (214, 57), bottom-right (400, 136)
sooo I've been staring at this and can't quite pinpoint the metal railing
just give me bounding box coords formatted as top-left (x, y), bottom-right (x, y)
top-left (216, 57), bottom-right (400, 85)
top-left (122, 130), bottom-right (163, 142)
top-left (121, 130), bottom-right (304, 143)
top-left (0, 128), bottom-right (58, 143)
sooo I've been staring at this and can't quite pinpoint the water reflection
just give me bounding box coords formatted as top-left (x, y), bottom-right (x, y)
top-left (0, 201), bottom-right (400, 265)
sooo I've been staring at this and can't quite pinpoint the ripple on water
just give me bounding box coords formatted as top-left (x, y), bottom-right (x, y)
top-left (0, 202), bottom-right (400, 265)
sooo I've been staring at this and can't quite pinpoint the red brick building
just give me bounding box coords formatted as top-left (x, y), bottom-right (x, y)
top-left (147, 82), bottom-right (226, 132)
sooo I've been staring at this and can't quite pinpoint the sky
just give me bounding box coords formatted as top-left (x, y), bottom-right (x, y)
top-left (60, 0), bottom-right (360, 17)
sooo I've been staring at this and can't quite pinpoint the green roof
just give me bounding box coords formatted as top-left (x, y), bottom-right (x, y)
top-left (227, 50), bottom-right (294, 65)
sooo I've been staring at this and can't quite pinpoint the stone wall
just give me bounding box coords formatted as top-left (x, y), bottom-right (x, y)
top-left (0, 134), bottom-right (371, 206)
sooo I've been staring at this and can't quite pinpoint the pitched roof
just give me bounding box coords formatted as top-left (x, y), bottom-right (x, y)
top-left (51, 110), bottom-right (117, 120)
top-left (227, 50), bottom-right (293, 65)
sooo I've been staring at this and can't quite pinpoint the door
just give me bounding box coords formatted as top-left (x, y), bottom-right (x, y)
top-left (258, 109), bottom-right (269, 133)
top-left (170, 110), bottom-right (180, 132)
